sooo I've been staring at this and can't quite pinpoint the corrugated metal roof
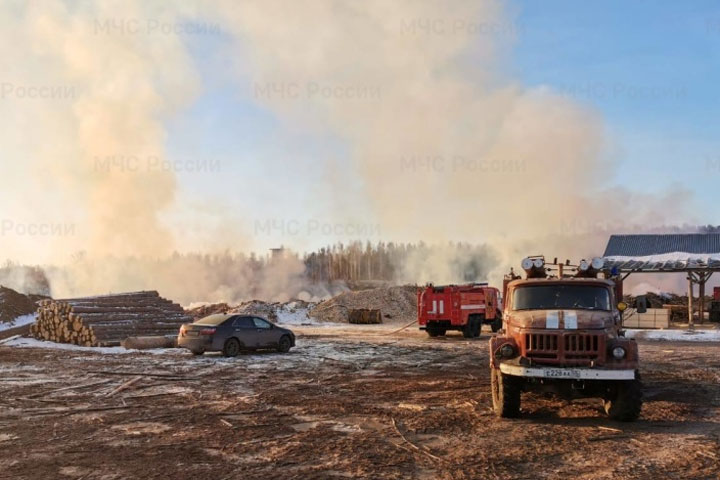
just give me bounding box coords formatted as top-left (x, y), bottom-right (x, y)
top-left (603, 234), bottom-right (720, 257)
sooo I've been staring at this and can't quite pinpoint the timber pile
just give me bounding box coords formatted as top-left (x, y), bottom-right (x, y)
top-left (348, 309), bottom-right (382, 324)
top-left (30, 291), bottom-right (192, 347)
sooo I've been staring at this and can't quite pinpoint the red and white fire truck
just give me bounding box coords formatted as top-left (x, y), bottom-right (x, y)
top-left (418, 283), bottom-right (503, 338)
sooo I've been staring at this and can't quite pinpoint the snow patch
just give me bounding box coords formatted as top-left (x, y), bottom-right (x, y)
top-left (0, 313), bottom-right (36, 332)
top-left (2, 337), bottom-right (183, 355)
top-left (605, 252), bottom-right (720, 263)
top-left (275, 303), bottom-right (321, 326)
top-left (625, 329), bottom-right (720, 342)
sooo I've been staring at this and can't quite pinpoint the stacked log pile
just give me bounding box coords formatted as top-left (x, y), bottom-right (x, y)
top-left (30, 291), bottom-right (192, 347)
top-left (348, 309), bottom-right (382, 324)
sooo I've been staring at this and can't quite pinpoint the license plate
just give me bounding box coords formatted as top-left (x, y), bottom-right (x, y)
top-left (187, 331), bottom-right (199, 336)
top-left (544, 369), bottom-right (578, 378)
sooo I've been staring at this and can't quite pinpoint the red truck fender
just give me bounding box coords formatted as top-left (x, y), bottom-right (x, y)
top-left (489, 336), bottom-right (518, 369)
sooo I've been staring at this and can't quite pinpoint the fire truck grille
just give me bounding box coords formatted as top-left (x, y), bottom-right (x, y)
top-left (565, 334), bottom-right (599, 352)
top-left (524, 333), bottom-right (603, 362)
top-left (525, 333), bottom-right (559, 359)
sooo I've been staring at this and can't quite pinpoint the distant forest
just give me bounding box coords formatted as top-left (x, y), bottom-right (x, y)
top-left (301, 241), bottom-right (494, 283)
top-left (1, 241), bottom-right (497, 299)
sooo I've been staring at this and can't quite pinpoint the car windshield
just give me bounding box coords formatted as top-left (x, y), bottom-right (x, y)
top-left (512, 285), bottom-right (611, 311)
top-left (194, 314), bottom-right (231, 326)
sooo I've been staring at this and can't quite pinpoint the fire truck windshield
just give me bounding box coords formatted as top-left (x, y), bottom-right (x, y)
top-left (512, 285), bottom-right (611, 311)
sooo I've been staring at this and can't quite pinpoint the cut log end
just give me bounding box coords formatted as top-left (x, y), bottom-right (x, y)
top-left (31, 292), bottom-right (188, 348)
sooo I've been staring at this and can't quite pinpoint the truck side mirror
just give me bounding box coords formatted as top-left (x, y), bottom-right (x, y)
top-left (635, 295), bottom-right (648, 314)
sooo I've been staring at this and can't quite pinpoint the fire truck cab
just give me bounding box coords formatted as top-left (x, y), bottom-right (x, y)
top-left (489, 256), bottom-right (643, 421)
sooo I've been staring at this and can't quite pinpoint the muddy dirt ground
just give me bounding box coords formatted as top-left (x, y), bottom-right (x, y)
top-left (0, 327), bottom-right (718, 480)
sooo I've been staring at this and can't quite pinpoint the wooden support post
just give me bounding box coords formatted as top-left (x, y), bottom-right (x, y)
top-left (688, 275), bottom-right (694, 329)
top-left (699, 273), bottom-right (706, 325)
top-left (705, 272), bottom-right (714, 324)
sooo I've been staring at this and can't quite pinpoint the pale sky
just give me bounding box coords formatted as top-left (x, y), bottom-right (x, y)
top-left (0, 0), bottom-right (718, 264)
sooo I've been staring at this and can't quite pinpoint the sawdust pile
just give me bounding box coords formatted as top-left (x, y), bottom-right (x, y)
top-left (310, 286), bottom-right (417, 324)
top-left (231, 300), bottom-right (282, 322)
top-left (0, 286), bottom-right (42, 324)
top-left (186, 299), bottom-right (316, 324)
top-left (184, 286), bottom-right (417, 325)
top-left (185, 303), bottom-right (233, 319)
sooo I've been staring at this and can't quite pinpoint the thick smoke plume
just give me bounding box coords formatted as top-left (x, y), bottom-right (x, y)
top-left (214, 0), bottom-right (694, 286)
top-left (0, 1), bottom-right (697, 300)
top-left (42, 252), bottom-right (347, 306)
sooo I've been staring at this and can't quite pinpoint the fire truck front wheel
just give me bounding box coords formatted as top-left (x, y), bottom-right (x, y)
top-left (603, 375), bottom-right (643, 422)
top-left (491, 367), bottom-right (522, 418)
top-left (426, 324), bottom-right (446, 337)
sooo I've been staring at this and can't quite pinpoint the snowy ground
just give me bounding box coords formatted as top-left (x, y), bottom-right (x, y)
top-left (2, 337), bottom-right (184, 355)
top-left (274, 302), bottom-right (323, 326)
top-left (625, 328), bottom-right (720, 342)
top-left (0, 313), bottom-right (36, 332)
top-left (1, 330), bottom-right (719, 479)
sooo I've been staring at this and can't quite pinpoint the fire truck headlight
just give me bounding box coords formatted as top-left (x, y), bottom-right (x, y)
top-left (521, 257), bottom-right (534, 270)
top-left (612, 346), bottom-right (626, 359)
top-left (591, 257), bottom-right (605, 270)
top-left (578, 259), bottom-right (589, 271)
top-left (499, 344), bottom-right (515, 358)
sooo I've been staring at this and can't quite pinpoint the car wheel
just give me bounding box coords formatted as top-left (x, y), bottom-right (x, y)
top-left (277, 335), bottom-right (292, 353)
top-left (222, 338), bottom-right (241, 357)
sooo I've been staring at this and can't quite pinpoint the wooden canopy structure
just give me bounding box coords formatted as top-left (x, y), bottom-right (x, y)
top-left (603, 234), bottom-right (720, 328)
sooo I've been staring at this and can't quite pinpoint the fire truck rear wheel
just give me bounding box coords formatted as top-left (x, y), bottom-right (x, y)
top-left (491, 367), bottom-right (521, 418)
top-left (603, 375), bottom-right (642, 422)
top-left (463, 322), bottom-right (474, 338)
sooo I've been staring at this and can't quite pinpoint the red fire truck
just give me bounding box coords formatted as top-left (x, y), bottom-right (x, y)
top-left (418, 283), bottom-right (503, 338)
